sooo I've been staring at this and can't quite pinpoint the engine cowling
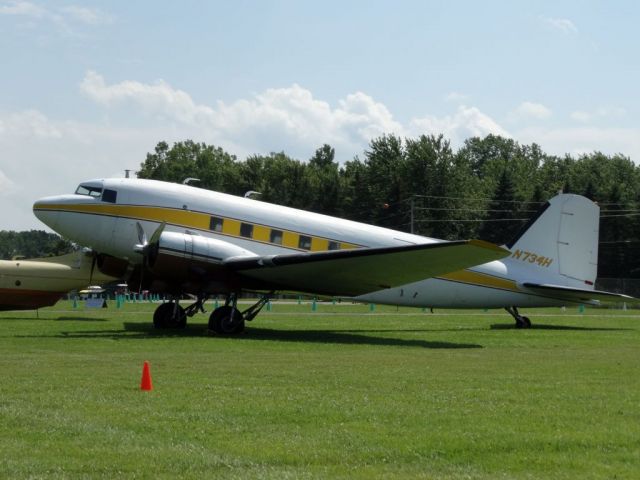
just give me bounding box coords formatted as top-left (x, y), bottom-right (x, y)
top-left (146, 231), bottom-right (257, 284)
top-left (96, 254), bottom-right (130, 279)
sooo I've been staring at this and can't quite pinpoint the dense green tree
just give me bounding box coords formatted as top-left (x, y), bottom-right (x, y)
top-left (127, 136), bottom-right (640, 279)
top-left (0, 230), bottom-right (74, 260)
top-left (478, 169), bottom-right (522, 244)
top-left (362, 135), bottom-right (406, 229)
top-left (305, 145), bottom-right (342, 215)
top-left (137, 140), bottom-right (243, 195)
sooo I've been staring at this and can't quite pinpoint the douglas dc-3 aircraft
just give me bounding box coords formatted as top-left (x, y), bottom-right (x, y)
top-left (32, 178), bottom-right (631, 333)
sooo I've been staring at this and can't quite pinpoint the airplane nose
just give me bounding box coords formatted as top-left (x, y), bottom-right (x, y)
top-left (33, 196), bottom-right (60, 230)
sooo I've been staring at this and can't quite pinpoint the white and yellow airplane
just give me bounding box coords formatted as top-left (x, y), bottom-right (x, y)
top-left (32, 178), bottom-right (631, 333)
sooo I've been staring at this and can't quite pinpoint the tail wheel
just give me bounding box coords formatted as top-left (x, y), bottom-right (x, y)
top-left (208, 306), bottom-right (245, 334)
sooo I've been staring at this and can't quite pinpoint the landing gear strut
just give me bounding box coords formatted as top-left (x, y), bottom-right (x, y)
top-left (505, 306), bottom-right (531, 328)
top-left (208, 293), bottom-right (271, 335)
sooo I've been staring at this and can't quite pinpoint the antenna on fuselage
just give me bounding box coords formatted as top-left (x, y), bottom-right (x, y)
top-left (244, 190), bottom-right (262, 199)
top-left (183, 178), bottom-right (200, 185)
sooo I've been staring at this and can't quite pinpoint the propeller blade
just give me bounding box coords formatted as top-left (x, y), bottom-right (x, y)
top-left (136, 222), bottom-right (147, 243)
top-left (149, 222), bottom-right (166, 245)
top-left (89, 252), bottom-right (97, 284)
top-left (134, 222), bottom-right (149, 253)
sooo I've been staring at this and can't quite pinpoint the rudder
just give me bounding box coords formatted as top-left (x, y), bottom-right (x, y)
top-left (505, 194), bottom-right (599, 288)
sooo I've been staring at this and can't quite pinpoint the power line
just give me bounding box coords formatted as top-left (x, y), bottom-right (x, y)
top-left (410, 194), bottom-right (545, 204)
top-left (412, 218), bottom-right (529, 223)
top-left (413, 206), bottom-right (539, 213)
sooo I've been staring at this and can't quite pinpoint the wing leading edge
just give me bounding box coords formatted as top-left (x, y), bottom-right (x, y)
top-left (225, 239), bottom-right (509, 297)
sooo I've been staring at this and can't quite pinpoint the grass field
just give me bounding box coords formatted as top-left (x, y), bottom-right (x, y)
top-left (1, 300), bottom-right (639, 479)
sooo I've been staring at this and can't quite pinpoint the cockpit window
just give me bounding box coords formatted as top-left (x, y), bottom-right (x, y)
top-left (102, 189), bottom-right (117, 203)
top-left (75, 184), bottom-right (103, 197)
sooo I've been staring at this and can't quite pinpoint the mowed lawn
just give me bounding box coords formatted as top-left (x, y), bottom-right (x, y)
top-left (1, 301), bottom-right (638, 479)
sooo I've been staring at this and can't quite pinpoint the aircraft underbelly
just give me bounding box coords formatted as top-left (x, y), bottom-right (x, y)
top-left (357, 278), bottom-right (562, 309)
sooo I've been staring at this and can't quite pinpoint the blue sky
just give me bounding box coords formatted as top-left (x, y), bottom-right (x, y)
top-left (1, 1), bottom-right (639, 230)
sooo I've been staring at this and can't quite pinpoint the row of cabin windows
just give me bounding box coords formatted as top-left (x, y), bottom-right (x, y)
top-left (209, 215), bottom-right (341, 251)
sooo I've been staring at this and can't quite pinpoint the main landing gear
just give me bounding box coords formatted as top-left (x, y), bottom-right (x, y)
top-left (207, 293), bottom-right (271, 335)
top-left (153, 295), bottom-right (206, 329)
top-left (505, 306), bottom-right (532, 329)
top-left (152, 293), bottom-right (271, 334)
top-left (153, 300), bottom-right (187, 328)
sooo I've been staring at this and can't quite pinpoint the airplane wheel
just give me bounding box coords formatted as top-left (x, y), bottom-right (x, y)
top-left (208, 306), bottom-right (244, 334)
top-left (522, 316), bottom-right (531, 328)
top-left (153, 302), bottom-right (187, 329)
top-left (515, 315), bottom-right (531, 329)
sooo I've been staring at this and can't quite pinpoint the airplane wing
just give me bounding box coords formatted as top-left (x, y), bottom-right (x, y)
top-left (225, 239), bottom-right (509, 297)
top-left (521, 283), bottom-right (635, 305)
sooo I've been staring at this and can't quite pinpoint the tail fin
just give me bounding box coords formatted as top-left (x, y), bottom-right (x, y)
top-left (505, 194), bottom-right (599, 288)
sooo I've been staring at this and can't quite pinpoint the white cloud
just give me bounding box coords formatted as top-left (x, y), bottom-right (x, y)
top-left (0, 109), bottom-right (61, 138)
top-left (513, 101), bottom-right (552, 120)
top-left (516, 125), bottom-right (640, 160)
top-left (0, 2), bottom-right (114, 31)
top-left (570, 111), bottom-right (592, 123)
top-left (0, 1), bottom-right (44, 17)
top-left (0, 108), bottom-right (179, 230)
top-left (0, 169), bottom-right (18, 196)
top-left (80, 71), bottom-right (516, 158)
top-left (80, 70), bottom-right (215, 125)
top-left (60, 6), bottom-right (114, 25)
top-left (410, 105), bottom-right (510, 144)
top-left (570, 106), bottom-right (626, 123)
top-left (5, 72), bottom-right (640, 231)
top-left (541, 16), bottom-right (578, 34)
top-left (80, 71), bottom-right (405, 158)
top-left (444, 92), bottom-right (468, 103)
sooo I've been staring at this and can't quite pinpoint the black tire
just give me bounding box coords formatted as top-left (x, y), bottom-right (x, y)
top-left (522, 316), bottom-right (532, 328)
top-left (208, 306), bottom-right (244, 334)
top-left (153, 302), bottom-right (187, 329)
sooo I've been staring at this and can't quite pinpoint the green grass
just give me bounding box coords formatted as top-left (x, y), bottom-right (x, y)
top-left (1, 301), bottom-right (639, 479)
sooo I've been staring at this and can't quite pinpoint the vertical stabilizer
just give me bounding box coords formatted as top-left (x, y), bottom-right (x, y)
top-left (505, 194), bottom-right (599, 288)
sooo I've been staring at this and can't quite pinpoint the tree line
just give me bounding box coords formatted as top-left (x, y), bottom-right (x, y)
top-left (4, 134), bottom-right (639, 278)
top-left (137, 135), bottom-right (640, 278)
top-left (0, 230), bottom-right (74, 260)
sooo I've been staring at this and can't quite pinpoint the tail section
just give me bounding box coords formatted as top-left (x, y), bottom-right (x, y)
top-left (505, 194), bottom-right (599, 288)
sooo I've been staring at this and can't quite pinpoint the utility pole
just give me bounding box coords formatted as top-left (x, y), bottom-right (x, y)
top-left (410, 196), bottom-right (415, 234)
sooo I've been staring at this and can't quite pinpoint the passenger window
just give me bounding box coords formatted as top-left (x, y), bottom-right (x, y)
top-left (298, 235), bottom-right (312, 250)
top-left (240, 223), bottom-right (253, 238)
top-left (328, 241), bottom-right (340, 251)
top-left (209, 216), bottom-right (224, 232)
top-left (270, 229), bottom-right (283, 245)
top-left (102, 189), bottom-right (117, 203)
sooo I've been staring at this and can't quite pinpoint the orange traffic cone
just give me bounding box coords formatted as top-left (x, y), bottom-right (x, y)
top-left (140, 361), bottom-right (153, 391)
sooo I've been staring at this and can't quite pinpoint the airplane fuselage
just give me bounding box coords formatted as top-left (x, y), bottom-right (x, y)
top-left (0, 252), bottom-right (115, 310)
top-left (33, 178), bottom-right (577, 310)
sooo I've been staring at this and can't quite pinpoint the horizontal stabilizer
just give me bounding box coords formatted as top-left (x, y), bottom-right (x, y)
top-left (226, 240), bottom-right (509, 297)
top-left (521, 283), bottom-right (635, 305)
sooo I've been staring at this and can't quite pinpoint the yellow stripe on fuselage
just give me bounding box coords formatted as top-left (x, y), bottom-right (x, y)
top-left (35, 203), bottom-right (361, 252)
top-left (439, 269), bottom-right (520, 292)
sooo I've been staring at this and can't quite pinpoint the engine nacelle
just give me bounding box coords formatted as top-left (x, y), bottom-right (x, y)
top-left (146, 231), bottom-right (257, 284)
top-left (96, 254), bottom-right (130, 279)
